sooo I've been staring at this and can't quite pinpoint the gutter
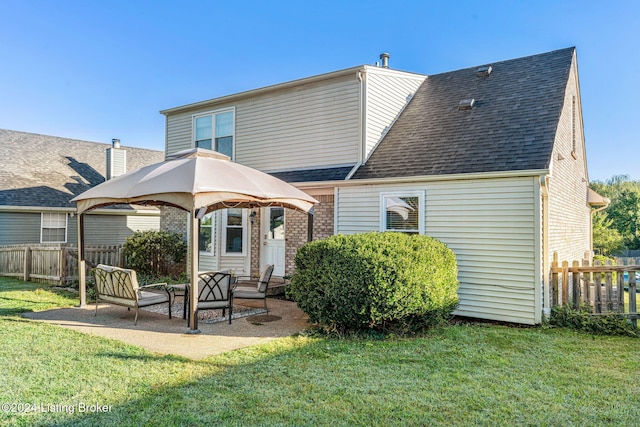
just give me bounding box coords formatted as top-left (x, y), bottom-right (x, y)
top-left (0, 206), bottom-right (160, 215)
top-left (293, 168), bottom-right (551, 190)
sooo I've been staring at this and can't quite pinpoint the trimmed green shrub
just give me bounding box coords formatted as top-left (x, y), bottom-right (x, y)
top-left (549, 304), bottom-right (639, 337)
top-left (289, 232), bottom-right (459, 334)
top-left (122, 230), bottom-right (187, 277)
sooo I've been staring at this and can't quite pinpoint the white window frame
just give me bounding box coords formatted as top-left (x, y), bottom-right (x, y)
top-left (221, 208), bottom-right (247, 256)
top-left (192, 107), bottom-right (236, 160)
top-left (40, 212), bottom-right (68, 243)
top-left (199, 212), bottom-right (216, 255)
top-left (380, 191), bottom-right (425, 234)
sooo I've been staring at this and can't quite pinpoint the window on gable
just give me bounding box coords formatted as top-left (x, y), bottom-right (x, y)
top-left (222, 208), bottom-right (247, 256)
top-left (380, 193), bottom-right (424, 235)
top-left (194, 109), bottom-right (234, 159)
top-left (41, 212), bottom-right (67, 243)
top-left (199, 212), bottom-right (215, 254)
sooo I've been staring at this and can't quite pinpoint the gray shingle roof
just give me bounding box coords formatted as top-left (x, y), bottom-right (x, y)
top-left (0, 129), bottom-right (164, 208)
top-left (269, 165), bottom-right (355, 183)
top-left (352, 47), bottom-right (575, 180)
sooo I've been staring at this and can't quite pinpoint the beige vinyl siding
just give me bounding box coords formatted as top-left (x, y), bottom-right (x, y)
top-left (126, 215), bottom-right (160, 232)
top-left (0, 212), bottom-right (41, 244)
top-left (199, 254), bottom-right (218, 272)
top-left (336, 177), bottom-right (539, 324)
top-left (106, 148), bottom-right (127, 179)
top-left (365, 70), bottom-right (425, 159)
top-left (164, 75), bottom-right (361, 170)
top-left (165, 112), bottom-right (193, 155)
top-left (219, 256), bottom-right (250, 276)
top-left (547, 54), bottom-right (591, 265)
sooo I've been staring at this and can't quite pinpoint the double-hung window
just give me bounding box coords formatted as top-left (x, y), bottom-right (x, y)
top-left (222, 208), bottom-right (247, 256)
top-left (380, 192), bottom-right (425, 235)
top-left (41, 212), bottom-right (67, 243)
top-left (199, 212), bottom-right (215, 254)
top-left (194, 108), bottom-right (234, 159)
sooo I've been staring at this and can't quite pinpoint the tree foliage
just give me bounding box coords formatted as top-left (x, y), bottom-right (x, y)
top-left (592, 212), bottom-right (624, 256)
top-left (591, 175), bottom-right (640, 252)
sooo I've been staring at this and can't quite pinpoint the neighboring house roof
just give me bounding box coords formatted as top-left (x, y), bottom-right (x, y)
top-left (0, 129), bottom-right (164, 209)
top-left (269, 165), bottom-right (356, 183)
top-left (352, 47), bottom-right (575, 180)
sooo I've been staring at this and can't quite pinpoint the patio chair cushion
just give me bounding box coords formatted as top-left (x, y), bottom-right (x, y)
top-left (232, 286), bottom-right (265, 299)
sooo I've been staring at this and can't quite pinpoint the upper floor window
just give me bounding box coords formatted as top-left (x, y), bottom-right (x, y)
top-left (194, 108), bottom-right (234, 159)
top-left (380, 192), bottom-right (424, 235)
top-left (41, 212), bottom-right (67, 243)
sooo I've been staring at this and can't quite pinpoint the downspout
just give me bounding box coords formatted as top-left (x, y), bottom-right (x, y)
top-left (357, 68), bottom-right (366, 167)
top-left (541, 175), bottom-right (550, 317)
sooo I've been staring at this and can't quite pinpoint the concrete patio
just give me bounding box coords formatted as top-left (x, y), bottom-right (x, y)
top-left (23, 297), bottom-right (309, 360)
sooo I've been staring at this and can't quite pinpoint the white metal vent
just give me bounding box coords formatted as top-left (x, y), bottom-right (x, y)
top-left (458, 98), bottom-right (475, 110)
top-left (476, 65), bottom-right (492, 76)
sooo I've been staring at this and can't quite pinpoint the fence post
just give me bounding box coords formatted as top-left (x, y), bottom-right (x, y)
top-left (617, 263), bottom-right (625, 313)
top-left (23, 246), bottom-right (31, 282)
top-left (572, 260), bottom-right (580, 309)
top-left (551, 252), bottom-right (559, 308)
top-left (594, 269), bottom-right (602, 314)
top-left (582, 259), bottom-right (591, 304)
top-left (630, 274), bottom-right (637, 328)
top-left (605, 259), bottom-right (613, 313)
top-left (562, 260), bottom-right (569, 305)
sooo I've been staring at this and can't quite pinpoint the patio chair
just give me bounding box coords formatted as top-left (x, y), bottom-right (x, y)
top-left (232, 264), bottom-right (274, 313)
top-left (93, 264), bottom-right (172, 325)
top-left (186, 271), bottom-right (233, 325)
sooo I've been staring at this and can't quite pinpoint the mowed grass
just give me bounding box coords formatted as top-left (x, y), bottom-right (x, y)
top-left (1, 277), bottom-right (640, 426)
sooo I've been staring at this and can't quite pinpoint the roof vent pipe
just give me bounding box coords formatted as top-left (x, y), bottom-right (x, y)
top-left (112, 138), bottom-right (121, 149)
top-left (379, 52), bottom-right (390, 68)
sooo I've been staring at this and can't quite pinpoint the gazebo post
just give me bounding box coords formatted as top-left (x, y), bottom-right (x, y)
top-left (187, 210), bottom-right (200, 333)
top-left (77, 212), bottom-right (86, 307)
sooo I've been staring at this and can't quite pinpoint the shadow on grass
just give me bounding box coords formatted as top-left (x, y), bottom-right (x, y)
top-left (0, 306), bottom-right (38, 316)
top-left (96, 351), bottom-right (191, 364)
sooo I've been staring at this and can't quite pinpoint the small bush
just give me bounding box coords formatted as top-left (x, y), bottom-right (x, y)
top-left (549, 304), bottom-right (639, 337)
top-left (289, 232), bottom-right (459, 334)
top-left (122, 230), bottom-right (187, 278)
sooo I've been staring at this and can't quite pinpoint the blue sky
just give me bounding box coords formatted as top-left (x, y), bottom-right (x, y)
top-left (1, 0), bottom-right (638, 182)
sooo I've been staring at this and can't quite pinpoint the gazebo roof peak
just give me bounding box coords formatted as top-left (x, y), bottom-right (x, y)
top-left (166, 148), bottom-right (230, 161)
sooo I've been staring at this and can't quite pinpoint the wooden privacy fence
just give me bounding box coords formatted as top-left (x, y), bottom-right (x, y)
top-left (0, 244), bottom-right (124, 285)
top-left (551, 252), bottom-right (640, 325)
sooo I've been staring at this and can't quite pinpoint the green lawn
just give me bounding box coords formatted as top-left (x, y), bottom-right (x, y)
top-left (2, 277), bottom-right (640, 426)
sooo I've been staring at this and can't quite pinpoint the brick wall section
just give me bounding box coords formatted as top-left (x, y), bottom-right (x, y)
top-left (160, 206), bottom-right (190, 273)
top-left (547, 53), bottom-right (591, 265)
top-left (160, 206), bottom-right (188, 239)
top-left (250, 209), bottom-right (261, 276)
top-left (284, 194), bottom-right (334, 275)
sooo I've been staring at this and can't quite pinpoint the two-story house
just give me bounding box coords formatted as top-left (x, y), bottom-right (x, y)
top-left (160, 48), bottom-right (606, 325)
